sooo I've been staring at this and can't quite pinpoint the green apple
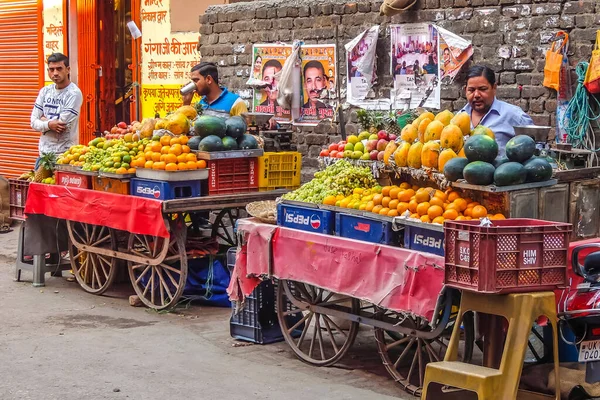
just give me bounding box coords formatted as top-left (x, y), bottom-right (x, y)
top-left (351, 151), bottom-right (363, 159)
top-left (369, 134), bottom-right (378, 141)
top-left (358, 131), bottom-right (370, 141)
top-left (344, 143), bottom-right (354, 151)
top-left (343, 150), bottom-right (353, 158)
top-left (354, 142), bottom-right (365, 153)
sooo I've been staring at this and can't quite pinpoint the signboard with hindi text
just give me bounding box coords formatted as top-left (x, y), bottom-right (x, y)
top-left (42, 0), bottom-right (66, 86)
top-left (140, 0), bottom-right (200, 119)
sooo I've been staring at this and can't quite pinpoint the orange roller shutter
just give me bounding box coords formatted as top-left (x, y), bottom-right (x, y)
top-left (0, 0), bottom-right (43, 177)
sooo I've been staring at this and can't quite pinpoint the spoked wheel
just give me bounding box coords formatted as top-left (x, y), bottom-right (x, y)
top-left (127, 226), bottom-right (188, 310)
top-left (211, 208), bottom-right (242, 247)
top-left (276, 279), bottom-right (360, 367)
top-left (374, 310), bottom-right (474, 396)
top-left (67, 221), bottom-right (118, 295)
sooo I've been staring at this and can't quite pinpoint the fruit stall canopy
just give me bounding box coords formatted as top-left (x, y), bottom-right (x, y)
top-left (228, 219), bottom-right (445, 321)
top-left (25, 184), bottom-right (170, 238)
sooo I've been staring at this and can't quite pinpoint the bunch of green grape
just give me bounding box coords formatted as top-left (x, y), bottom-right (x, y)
top-left (283, 160), bottom-right (377, 204)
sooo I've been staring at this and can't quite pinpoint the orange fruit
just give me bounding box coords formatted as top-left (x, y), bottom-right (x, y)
top-left (464, 207), bottom-right (473, 217)
top-left (186, 153), bottom-right (197, 162)
top-left (379, 207), bottom-right (390, 216)
top-left (161, 145), bottom-right (170, 155)
top-left (467, 201), bottom-right (480, 208)
top-left (443, 209), bottom-right (459, 220)
top-left (151, 152), bottom-right (162, 162)
top-left (177, 154), bottom-right (188, 163)
top-left (388, 199), bottom-right (399, 210)
top-left (387, 209), bottom-right (399, 217)
top-left (417, 202), bottom-right (430, 216)
top-left (398, 189), bottom-right (415, 202)
top-left (456, 216), bottom-right (468, 221)
top-left (177, 162), bottom-right (188, 171)
top-left (412, 185), bottom-right (420, 191)
top-left (429, 197), bottom-right (444, 207)
top-left (466, 216), bottom-right (473, 220)
top-left (382, 186), bottom-right (392, 197)
top-left (420, 215), bottom-right (431, 223)
top-left (197, 160), bottom-right (207, 169)
top-left (471, 205), bottom-right (488, 219)
top-left (365, 201), bottom-right (375, 212)
top-left (445, 203), bottom-right (460, 212)
top-left (150, 142), bottom-right (162, 152)
top-left (164, 154), bottom-right (177, 164)
top-left (373, 194), bottom-right (383, 206)
top-left (400, 182), bottom-right (411, 189)
top-left (152, 161), bottom-right (166, 170)
top-left (144, 160), bottom-right (154, 169)
top-left (397, 202), bottom-right (409, 215)
top-left (169, 144), bottom-right (183, 156)
top-left (116, 167), bottom-right (127, 174)
top-left (408, 199), bottom-right (419, 213)
top-left (186, 161), bottom-right (198, 170)
top-left (415, 190), bottom-right (431, 203)
top-left (453, 198), bottom-right (468, 211)
top-left (182, 145), bottom-right (191, 154)
top-left (127, 168), bottom-right (136, 174)
top-left (169, 137), bottom-right (181, 146)
top-left (432, 216), bottom-right (445, 225)
top-left (160, 154), bottom-right (167, 162)
top-left (165, 163), bottom-right (178, 171)
top-left (493, 213), bottom-right (506, 220)
top-left (179, 136), bottom-right (189, 145)
top-left (447, 191), bottom-right (460, 202)
top-left (160, 135), bottom-right (171, 146)
top-left (427, 205), bottom-right (444, 219)
top-left (389, 187), bottom-right (401, 199)
top-left (372, 205), bottom-right (383, 214)
top-left (434, 190), bottom-right (447, 201)
top-left (382, 196), bottom-right (392, 208)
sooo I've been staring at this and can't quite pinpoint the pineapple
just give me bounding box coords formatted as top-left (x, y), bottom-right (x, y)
top-left (34, 152), bottom-right (56, 182)
top-left (383, 112), bottom-right (401, 137)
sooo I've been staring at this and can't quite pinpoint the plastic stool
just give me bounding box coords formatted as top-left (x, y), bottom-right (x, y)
top-left (421, 291), bottom-right (561, 400)
top-left (14, 222), bottom-right (71, 287)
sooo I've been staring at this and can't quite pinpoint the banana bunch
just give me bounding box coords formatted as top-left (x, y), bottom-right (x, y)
top-left (18, 170), bottom-right (35, 182)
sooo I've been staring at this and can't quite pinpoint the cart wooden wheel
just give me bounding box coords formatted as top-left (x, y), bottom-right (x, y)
top-left (127, 224), bottom-right (188, 310)
top-left (211, 208), bottom-right (241, 247)
top-left (277, 279), bottom-right (360, 367)
top-left (374, 310), bottom-right (474, 396)
top-left (67, 221), bottom-right (118, 295)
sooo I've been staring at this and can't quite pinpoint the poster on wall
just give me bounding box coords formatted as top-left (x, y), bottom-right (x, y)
top-left (390, 24), bottom-right (441, 110)
top-left (42, 0), bottom-right (66, 85)
top-left (345, 26), bottom-right (390, 110)
top-left (436, 25), bottom-right (473, 82)
top-left (249, 44), bottom-right (293, 123)
top-left (295, 44), bottom-right (337, 126)
top-left (139, 0), bottom-right (201, 119)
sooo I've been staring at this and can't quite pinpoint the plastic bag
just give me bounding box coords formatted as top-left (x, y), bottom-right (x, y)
top-left (277, 40), bottom-right (302, 111)
top-left (584, 30), bottom-right (600, 94)
top-left (380, 0), bottom-right (417, 16)
top-left (543, 32), bottom-right (568, 91)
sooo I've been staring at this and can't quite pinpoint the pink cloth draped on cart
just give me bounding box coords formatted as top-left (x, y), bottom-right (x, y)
top-left (228, 218), bottom-right (445, 321)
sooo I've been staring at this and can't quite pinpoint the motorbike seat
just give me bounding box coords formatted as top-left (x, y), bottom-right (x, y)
top-left (583, 250), bottom-right (600, 282)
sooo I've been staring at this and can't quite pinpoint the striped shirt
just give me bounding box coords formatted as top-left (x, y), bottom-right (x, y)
top-left (30, 82), bottom-right (83, 155)
top-left (199, 87), bottom-right (248, 119)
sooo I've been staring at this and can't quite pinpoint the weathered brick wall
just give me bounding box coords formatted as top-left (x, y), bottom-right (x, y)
top-left (198, 0), bottom-right (599, 180)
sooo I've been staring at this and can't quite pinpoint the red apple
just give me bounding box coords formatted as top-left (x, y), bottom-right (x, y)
top-left (117, 121), bottom-right (127, 129)
top-left (330, 150), bottom-right (338, 158)
top-left (389, 134), bottom-right (397, 141)
top-left (377, 130), bottom-right (388, 140)
top-left (319, 149), bottom-right (330, 157)
top-left (336, 152), bottom-right (344, 158)
top-left (366, 139), bottom-right (378, 152)
top-left (328, 143), bottom-right (338, 152)
top-left (369, 150), bottom-right (379, 160)
top-left (337, 143), bottom-right (346, 152)
top-left (377, 151), bottom-right (385, 161)
top-left (377, 139), bottom-right (389, 152)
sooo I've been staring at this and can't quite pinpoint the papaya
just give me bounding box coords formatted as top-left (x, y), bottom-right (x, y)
top-left (165, 112), bottom-right (190, 135)
top-left (450, 112), bottom-right (471, 135)
top-left (407, 141), bottom-right (423, 169)
top-left (438, 148), bottom-right (458, 173)
top-left (424, 120), bottom-right (444, 142)
top-left (176, 105), bottom-right (198, 120)
top-left (421, 141), bottom-right (440, 169)
top-left (417, 118), bottom-right (432, 143)
top-left (400, 124), bottom-right (419, 144)
top-left (393, 142), bottom-right (411, 167)
top-left (383, 141), bottom-right (398, 166)
top-left (440, 124), bottom-right (464, 153)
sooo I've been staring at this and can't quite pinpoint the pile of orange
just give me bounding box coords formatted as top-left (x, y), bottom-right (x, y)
top-left (364, 184), bottom-right (506, 224)
top-left (131, 135), bottom-right (207, 171)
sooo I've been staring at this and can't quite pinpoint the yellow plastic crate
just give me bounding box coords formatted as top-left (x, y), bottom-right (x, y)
top-left (258, 151), bottom-right (302, 190)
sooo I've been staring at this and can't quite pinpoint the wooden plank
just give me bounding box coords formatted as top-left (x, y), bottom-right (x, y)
top-left (452, 179), bottom-right (557, 193)
top-left (162, 189), bottom-right (288, 213)
top-left (555, 167), bottom-right (600, 183)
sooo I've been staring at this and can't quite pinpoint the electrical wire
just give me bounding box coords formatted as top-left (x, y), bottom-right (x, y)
top-left (563, 62), bottom-right (600, 165)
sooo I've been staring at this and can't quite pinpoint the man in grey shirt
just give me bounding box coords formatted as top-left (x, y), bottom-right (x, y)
top-left (30, 53), bottom-right (83, 167)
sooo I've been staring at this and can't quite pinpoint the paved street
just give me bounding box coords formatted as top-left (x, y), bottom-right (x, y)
top-left (0, 227), bottom-right (411, 400)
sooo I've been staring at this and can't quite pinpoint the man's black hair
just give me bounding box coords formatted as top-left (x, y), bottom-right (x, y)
top-left (191, 62), bottom-right (219, 83)
top-left (466, 65), bottom-right (496, 86)
top-left (262, 59), bottom-right (282, 73)
top-left (303, 60), bottom-right (325, 78)
top-left (47, 53), bottom-right (69, 67)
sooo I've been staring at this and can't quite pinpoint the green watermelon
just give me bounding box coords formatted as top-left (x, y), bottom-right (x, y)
top-left (464, 135), bottom-right (498, 163)
top-left (187, 136), bottom-right (202, 150)
top-left (443, 157), bottom-right (470, 182)
top-left (225, 116), bottom-right (247, 139)
top-left (505, 135), bottom-right (536, 163)
top-left (494, 162), bottom-right (527, 186)
top-left (194, 115), bottom-right (227, 139)
top-left (222, 136), bottom-right (238, 150)
top-left (237, 134), bottom-right (259, 150)
top-left (493, 156), bottom-right (510, 169)
top-left (523, 157), bottom-right (553, 182)
top-left (463, 161), bottom-right (495, 185)
top-left (198, 135), bottom-right (224, 152)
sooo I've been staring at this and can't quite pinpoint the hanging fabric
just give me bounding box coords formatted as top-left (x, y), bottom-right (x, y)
top-left (543, 31), bottom-right (568, 91)
top-left (380, 0), bottom-right (417, 17)
top-left (584, 30), bottom-right (600, 94)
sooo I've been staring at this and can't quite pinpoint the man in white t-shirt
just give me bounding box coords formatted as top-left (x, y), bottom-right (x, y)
top-left (30, 53), bottom-right (83, 168)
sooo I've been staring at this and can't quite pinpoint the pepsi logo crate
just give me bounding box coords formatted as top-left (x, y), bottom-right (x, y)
top-left (277, 203), bottom-right (334, 234)
top-left (130, 178), bottom-right (201, 201)
top-left (403, 221), bottom-right (445, 256)
top-left (55, 171), bottom-right (92, 189)
top-left (335, 213), bottom-right (397, 245)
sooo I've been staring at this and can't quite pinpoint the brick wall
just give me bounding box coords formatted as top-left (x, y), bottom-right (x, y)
top-left (198, 0), bottom-right (599, 180)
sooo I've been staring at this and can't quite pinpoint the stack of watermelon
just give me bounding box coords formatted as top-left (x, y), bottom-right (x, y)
top-left (444, 134), bottom-right (553, 186)
top-left (187, 115), bottom-right (259, 152)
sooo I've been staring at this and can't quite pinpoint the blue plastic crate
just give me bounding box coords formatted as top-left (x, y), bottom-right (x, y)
top-left (277, 203), bottom-right (334, 234)
top-left (403, 223), bottom-right (445, 256)
top-left (335, 213), bottom-right (397, 245)
top-left (130, 178), bottom-right (201, 201)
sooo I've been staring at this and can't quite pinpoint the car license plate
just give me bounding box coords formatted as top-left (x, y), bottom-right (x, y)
top-left (579, 339), bottom-right (600, 362)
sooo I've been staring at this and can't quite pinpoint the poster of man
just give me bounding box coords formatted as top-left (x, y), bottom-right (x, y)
top-left (296, 44), bottom-right (336, 126)
top-left (251, 44), bottom-right (292, 122)
top-left (390, 24), bottom-right (441, 109)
